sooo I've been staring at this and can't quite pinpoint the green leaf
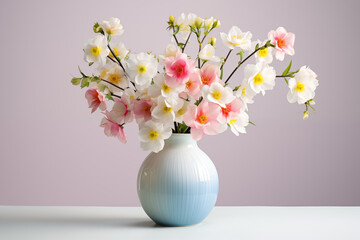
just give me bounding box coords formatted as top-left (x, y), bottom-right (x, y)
top-left (97, 84), bottom-right (107, 92)
top-left (233, 85), bottom-right (241, 92)
top-left (177, 43), bottom-right (184, 48)
top-left (195, 97), bottom-right (203, 106)
top-left (88, 62), bottom-right (94, 66)
top-left (71, 77), bottom-right (81, 86)
top-left (78, 66), bottom-right (87, 78)
top-left (265, 40), bottom-right (272, 47)
top-left (106, 94), bottom-right (114, 101)
top-left (236, 50), bottom-right (244, 62)
top-left (284, 78), bottom-right (289, 85)
top-left (173, 25), bottom-right (180, 35)
top-left (282, 60), bottom-right (292, 76)
top-left (255, 43), bottom-right (260, 50)
top-left (249, 121), bottom-right (256, 126)
top-left (80, 77), bottom-right (89, 88)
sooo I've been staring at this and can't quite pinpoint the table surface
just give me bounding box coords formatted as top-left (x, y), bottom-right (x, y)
top-left (0, 206), bottom-right (359, 240)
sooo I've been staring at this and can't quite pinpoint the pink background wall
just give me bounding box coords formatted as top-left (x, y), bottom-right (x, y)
top-left (0, 0), bottom-right (359, 206)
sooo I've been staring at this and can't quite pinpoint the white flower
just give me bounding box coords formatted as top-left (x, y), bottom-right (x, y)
top-left (109, 42), bottom-right (129, 59)
top-left (287, 66), bottom-right (319, 104)
top-left (228, 111), bottom-right (249, 136)
top-left (204, 17), bottom-right (214, 30)
top-left (253, 40), bottom-right (273, 64)
top-left (244, 62), bottom-right (276, 95)
top-left (202, 82), bottom-right (235, 108)
top-left (104, 65), bottom-right (129, 90)
top-left (101, 17), bottom-right (124, 36)
top-left (220, 26), bottom-right (252, 50)
top-left (148, 74), bottom-right (184, 105)
top-left (138, 120), bottom-right (172, 153)
top-left (175, 100), bottom-right (189, 122)
top-left (126, 52), bottom-right (158, 90)
top-left (176, 13), bottom-right (197, 40)
top-left (235, 82), bottom-right (256, 111)
top-left (83, 35), bottom-right (109, 66)
top-left (199, 44), bottom-right (220, 62)
top-left (97, 61), bottom-right (128, 93)
top-left (159, 43), bottom-right (181, 61)
top-left (151, 96), bottom-right (183, 125)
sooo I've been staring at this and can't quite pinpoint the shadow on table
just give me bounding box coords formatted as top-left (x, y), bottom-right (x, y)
top-left (2, 216), bottom-right (169, 229)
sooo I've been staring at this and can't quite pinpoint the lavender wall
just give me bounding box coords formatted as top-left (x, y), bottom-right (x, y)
top-left (0, 0), bottom-right (359, 206)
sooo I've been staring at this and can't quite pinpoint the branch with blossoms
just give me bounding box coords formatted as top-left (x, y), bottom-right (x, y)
top-left (71, 14), bottom-right (319, 153)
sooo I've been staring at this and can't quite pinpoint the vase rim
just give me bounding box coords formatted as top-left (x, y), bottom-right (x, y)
top-left (171, 133), bottom-right (191, 135)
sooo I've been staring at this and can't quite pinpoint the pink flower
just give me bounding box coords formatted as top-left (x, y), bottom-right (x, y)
top-left (218, 98), bottom-right (243, 124)
top-left (133, 99), bottom-right (154, 121)
top-left (100, 111), bottom-right (127, 143)
top-left (200, 62), bottom-right (221, 86)
top-left (268, 27), bottom-right (295, 61)
top-left (110, 98), bottom-right (134, 124)
top-left (85, 87), bottom-right (106, 113)
top-left (183, 101), bottom-right (223, 141)
top-left (184, 70), bottom-right (202, 100)
top-left (164, 53), bottom-right (195, 86)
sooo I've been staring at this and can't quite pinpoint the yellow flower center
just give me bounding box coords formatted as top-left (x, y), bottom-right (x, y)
top-left (229, 41), bottom-right (240, 47)
top-left (138, 65), bottom-right (147, 74)
top-left (232, 35), bottom-right (241, 40)
top-left (162, 84), bottom-right (171, 93)
top-left (229, 119), bottom-right (237, 125)
top-left (100, 70), bottom-right (108, 79)
top-left (211, 90), bottom-right (222, 100)
top-left (109, 47), bottom-right (119, 58)
top-left (206, 51), bottom-right (212, 56)
top-left (258, 48), bottom-right (268, 57)
top-left (107, 73), bottom-right (121, 85)
top-left (90, 46), bottom-right (102, 56)
top-left (148, 130), bottom-right (159, 140)
top-left (197, 114), bottom-right (209, 124)
top-left (177, 108), bottom-right (185, 116)
top-left (241, 87), bottom-right (247, 97)
top-left (186, 80), bottom-right (193, 90)
top-left (162, 105), bottom-right (173, 114)
top-left (295, 82), bottom-right (305, 93)
top-left (253, 73), bottom-right (264, 85)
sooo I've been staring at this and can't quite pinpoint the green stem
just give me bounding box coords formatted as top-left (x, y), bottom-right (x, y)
top-left (224, 47), bottom-right (261, 84)
top-left (182, 32), bottom-right (192, 53)
top-left (101, 79), bottom-right (126, 91)
top-left (107, 44), bottom-right (127, 74)
top-left (220, 49), bottom-right (233, 71)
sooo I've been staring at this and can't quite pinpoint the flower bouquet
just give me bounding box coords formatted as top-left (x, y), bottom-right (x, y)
top-left (71, 13), bottom-right (319, 226)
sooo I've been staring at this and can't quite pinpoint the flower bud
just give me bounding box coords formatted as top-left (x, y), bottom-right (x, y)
top-left (93, 22), bottom-right (103, 34)
top-left (213, 19), bottom-right (221, 28)
top-left (194, 17), bottom-right (203, 29)
top-left (169, 15), bottom-right (175, 24)
top-left (303, 111), bottom-right (309, 120)
top-left (209, 37), bottom-right (216, 46)
top-left (204, 17), bottom-right (214, 30)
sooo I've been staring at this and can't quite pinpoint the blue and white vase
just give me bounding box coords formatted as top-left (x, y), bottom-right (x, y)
top-left (137, 133), bottom-right (219, 226)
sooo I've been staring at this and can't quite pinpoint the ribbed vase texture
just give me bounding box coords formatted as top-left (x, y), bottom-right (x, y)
top-left (137, 134), bottom-right (219, 226)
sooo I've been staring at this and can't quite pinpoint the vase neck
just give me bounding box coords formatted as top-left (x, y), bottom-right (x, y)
top-left (164, 134), bottom-right (197, 149)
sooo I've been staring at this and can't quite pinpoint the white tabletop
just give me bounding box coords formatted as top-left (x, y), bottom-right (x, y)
top-left (0, 206), bottom-right (359, 240)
